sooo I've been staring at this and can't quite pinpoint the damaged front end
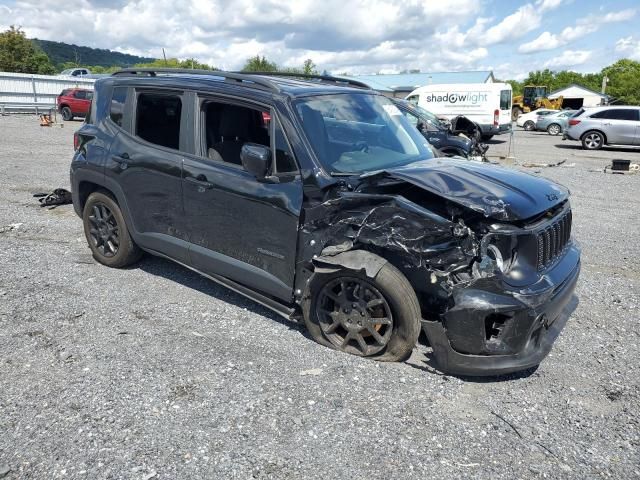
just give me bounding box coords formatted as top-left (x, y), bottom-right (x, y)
top-left (296, 160), bottom-right (580, 376)
top-left (448, 115), bottom-right (489, 162)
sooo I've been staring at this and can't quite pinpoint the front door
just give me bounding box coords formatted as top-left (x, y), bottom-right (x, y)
top-left (182, 97), bottom-right (302, 301)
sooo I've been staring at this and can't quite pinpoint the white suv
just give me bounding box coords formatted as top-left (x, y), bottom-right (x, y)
top-left (564, 106), bottom-right (640, 150)
top-left (516, 109), bottom-right (557, 130)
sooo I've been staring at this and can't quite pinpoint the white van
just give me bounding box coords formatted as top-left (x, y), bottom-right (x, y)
top-left (406, 83), bottom-right (512, 140)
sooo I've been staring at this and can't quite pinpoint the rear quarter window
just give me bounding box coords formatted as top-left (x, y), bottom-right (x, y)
top-left (110, 87), bottom-right (128, 127)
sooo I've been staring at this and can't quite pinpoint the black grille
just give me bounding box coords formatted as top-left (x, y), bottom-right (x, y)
top-left (537, 210), bottom-right (572, 270)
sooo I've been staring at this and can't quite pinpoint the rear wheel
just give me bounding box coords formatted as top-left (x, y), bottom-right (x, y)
top-left (82, 191), bottom-right (142, 268)
top-left (303, 259), bottom-right (421, 362)
top-left (547, 123), bottom-right (561, 136)
top-left (61, 106), bottom-right (73, 121)
top-left (523, 121), bottom-right (535, 131)
top-left (581, 131), bottom-right (604, 150)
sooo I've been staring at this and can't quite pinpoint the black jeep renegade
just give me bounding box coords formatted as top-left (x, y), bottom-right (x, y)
top-left (71, 69), bottom-right (580, 376)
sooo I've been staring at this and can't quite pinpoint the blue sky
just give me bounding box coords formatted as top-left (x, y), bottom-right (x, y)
top-left (0, 0), bottom-right (638, 78)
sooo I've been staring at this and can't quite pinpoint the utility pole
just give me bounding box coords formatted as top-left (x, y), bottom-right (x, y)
top-left (601, 76), bottom-right (608, 95)
top-left (162, 48), bottom-right (167, 66)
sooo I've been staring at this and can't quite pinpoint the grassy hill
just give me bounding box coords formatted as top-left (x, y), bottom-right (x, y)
top-left (33, 39), bottom-right (154, 68)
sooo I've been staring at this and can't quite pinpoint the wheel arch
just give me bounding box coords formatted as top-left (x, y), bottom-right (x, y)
top-left (581, 129), bottom-right (607, 144)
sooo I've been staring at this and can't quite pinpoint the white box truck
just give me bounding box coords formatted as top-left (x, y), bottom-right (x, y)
top-left (406, 83), bottom-right (512, 140)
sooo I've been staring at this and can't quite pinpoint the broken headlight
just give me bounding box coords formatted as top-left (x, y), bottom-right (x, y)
top-left (473, 235), bottom-right (514, 278)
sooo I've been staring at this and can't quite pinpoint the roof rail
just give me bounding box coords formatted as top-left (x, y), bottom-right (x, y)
top-left (238, 71), bottom-right (372, 90)
top-left (111, 68), bottom-right (281, 92)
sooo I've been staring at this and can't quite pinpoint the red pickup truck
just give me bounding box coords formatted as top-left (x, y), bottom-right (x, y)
top-left (57, 88), bottom-right (93, 121)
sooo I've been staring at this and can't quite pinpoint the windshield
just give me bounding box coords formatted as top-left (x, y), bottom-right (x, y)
top-left (60, 69), bottom-right (74, 75)
top-left (295, 93), bottom-right (434, 174)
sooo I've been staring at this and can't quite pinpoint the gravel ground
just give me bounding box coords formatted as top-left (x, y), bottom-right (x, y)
top-left (0, 116), bottom-right (638, 479)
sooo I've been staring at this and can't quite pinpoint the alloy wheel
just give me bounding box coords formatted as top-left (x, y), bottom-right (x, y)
top-left (87, 202), bottom-right (120, 257)
top-left (584, 133), bottom-right (602, 149)
top-left (548, 124), bottom-right (561, 135)
top-left (315, 277), bottom-right (393, 356)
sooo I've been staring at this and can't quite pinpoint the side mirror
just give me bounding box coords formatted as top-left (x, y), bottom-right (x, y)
top-left (240, 143), bottom-right (275, 182)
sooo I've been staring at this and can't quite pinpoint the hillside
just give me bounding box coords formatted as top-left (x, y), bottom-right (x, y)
top-left (33, 39), bottom-right (154, 68)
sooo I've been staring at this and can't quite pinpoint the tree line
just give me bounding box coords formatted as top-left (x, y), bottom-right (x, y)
top-left (1, 26), bottom-right (638, 104)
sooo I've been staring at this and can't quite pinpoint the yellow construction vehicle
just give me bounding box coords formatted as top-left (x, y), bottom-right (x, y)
top-left (512, 86), bottom-right (563, 120)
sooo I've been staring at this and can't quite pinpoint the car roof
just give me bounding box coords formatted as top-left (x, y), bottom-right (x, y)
top-left (108, 70), bottom-right (374, 100)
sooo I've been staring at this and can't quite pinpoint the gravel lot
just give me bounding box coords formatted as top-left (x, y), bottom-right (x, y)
top-left (0, 115), bottom-right (638, 479)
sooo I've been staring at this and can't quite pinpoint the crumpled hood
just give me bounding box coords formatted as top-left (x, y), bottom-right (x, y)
top-left (380, 158), bottom-right (569, 221)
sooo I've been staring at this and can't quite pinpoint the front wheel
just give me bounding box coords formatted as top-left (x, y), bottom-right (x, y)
top-left (581, 131), bottom-right (604, 150)
top-left (523, 121), bottom-right (535, 131)
top-left (61, 106), bottom-right (73, 121)
top-left (547, 123), bottom-right (562, 136)
top-left (303, 259), bottom-right (421, 362)
top-left (83, 191), bottom-right (142, 268)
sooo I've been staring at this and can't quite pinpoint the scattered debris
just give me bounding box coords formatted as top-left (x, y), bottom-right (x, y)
top-left (33, 189), bottom-right (72, 208)
top-left (0, 223), bottom-right (23, 234)
top-left (299, 368), bottom-right (323, 376)
top-left (191, 331), bottom-right (205, 338)
top-left (39, 113), bottom-right (54, 126)
top-left (522, 159), bottom-right (571, 168)
top-left (603, 161), bottom-right (639, 174)
top-left (490, 411), bottom-right (523, 439)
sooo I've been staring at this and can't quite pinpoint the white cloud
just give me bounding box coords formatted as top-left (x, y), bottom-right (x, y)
top-left (615, 36), bottom-right (640, 60)
top-left (519, 8), bottom-right (636, 53)
top-left (543, 49), bottom-right (592, 68)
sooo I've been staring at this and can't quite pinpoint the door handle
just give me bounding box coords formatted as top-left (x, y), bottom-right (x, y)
top-left (185, 176), bottom-right (214, 190)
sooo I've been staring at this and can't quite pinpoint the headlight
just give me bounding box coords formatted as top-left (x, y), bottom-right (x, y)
top-left (473, 238), bottom-right (512, 278)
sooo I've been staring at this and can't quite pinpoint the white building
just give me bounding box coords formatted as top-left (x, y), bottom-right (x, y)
top-left (548, 84), bottom-right (609, 109)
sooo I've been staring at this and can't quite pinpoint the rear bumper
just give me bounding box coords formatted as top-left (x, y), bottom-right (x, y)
top-left (479, 123), bottom-right (511, 135)
top-left (422, 250), bottom-right (580, 376)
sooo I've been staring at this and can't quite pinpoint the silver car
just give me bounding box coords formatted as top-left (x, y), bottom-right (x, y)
top-left (535, 110), bottom-right (576, 135)
top-left (564, 106), bottom-right (640, 150)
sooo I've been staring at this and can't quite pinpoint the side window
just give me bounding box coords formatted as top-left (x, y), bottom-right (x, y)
top-left (201, 100), bottom-right (270, 167)
top-left (136, 92), bottom-right (182, 150)
top-left (75, 90), bottom-right (86, 100)
top-left (274, 117), bottom-right (298, 174)
top-left (591, 109), bottom-right (639, 121)
top-left (406, 95), bottom-right (419, 105)
top-left (110, 87), bottom-right (127, 127)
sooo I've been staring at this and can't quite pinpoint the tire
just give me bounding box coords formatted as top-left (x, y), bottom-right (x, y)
top-left (511, 107), bottom-right (522, 121)
top-left (302, 257), bottom-right (421, 362)
top-left (523, 121), bottom-right (535, 131)
top-left (82, 191), bottom-right (142, 268)
top-left (581, 131), bottom-right (605, 150)
top-left (61, 106), bottom-right (73, 121)
top-left (547, 123), bottom-right (561, 136)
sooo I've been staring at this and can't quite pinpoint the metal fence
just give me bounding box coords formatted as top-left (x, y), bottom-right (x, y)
top-left (0, 72), bottom-right (95, 114)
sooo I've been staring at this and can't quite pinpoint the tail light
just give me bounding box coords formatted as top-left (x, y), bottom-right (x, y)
top-left (73, 132), bottom-right (80, 151)
top-left (493, 109), bottom-right (499, 126)
top-left (568, 119), bottom-right (581, 126)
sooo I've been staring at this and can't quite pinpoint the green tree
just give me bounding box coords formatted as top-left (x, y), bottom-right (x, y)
top-left (302, 58), bottom-right (317, 75)
top-left (241, 55), bottom-right (278, 72)
top-left (602, 59), bottom-right (640, 105)
top-left (0, 26), bottom-right (55, 74)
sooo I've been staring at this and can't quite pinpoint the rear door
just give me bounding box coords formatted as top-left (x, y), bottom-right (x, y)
top-left (590, 108), bottom-right (639, 144)
top-left (181, 95), bottom-right (303, 301)
top-left (105, 87), bottom-right (189, 262)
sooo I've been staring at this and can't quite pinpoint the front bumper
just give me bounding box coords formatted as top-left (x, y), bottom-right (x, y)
top-left (422, 248), bottom-right (580, 376)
